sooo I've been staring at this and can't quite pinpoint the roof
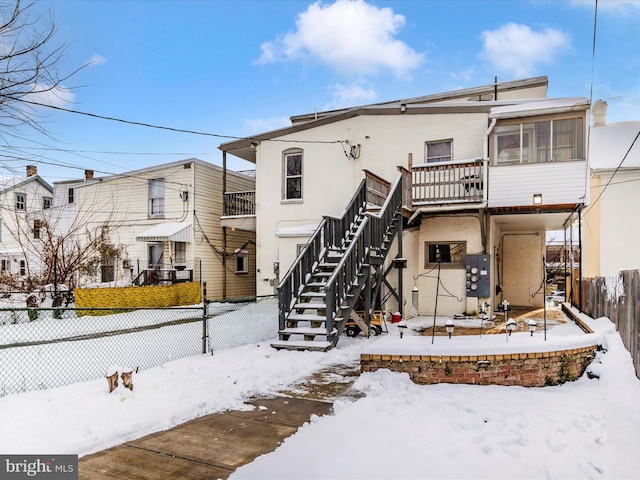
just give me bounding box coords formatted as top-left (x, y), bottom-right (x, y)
top-left (0, 175), bottom-right (53, 194)
top-left (136, 222), bottom-right (191, 242)
top-left (489, 97), bottom-right (590, 119)
top-left (219, 76), bottom-right (551, 162)
top-left (52, 158), bottom-right (255, 187)
top-left (589, 121), bottom-right (640, 170)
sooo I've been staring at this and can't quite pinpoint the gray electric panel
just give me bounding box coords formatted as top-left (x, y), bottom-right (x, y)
top-left (466, 254), bottom-right (490, 298)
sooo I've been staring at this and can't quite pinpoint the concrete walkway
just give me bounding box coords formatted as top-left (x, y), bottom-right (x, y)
top-left (79, 363), bottom-right (361, 480)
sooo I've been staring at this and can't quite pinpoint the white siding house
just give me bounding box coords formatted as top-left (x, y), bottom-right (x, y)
top-left (583, 101), bottom-right (640, 277)
top-left (0, 166), bottom-right (54, 285)
top-left (220, 77), bottom-right (590, 350)
top-left (52, 158), bottom-right (256, 300)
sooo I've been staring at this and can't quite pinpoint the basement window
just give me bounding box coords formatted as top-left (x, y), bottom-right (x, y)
top-left (425, 241), bottom-right (466, 268)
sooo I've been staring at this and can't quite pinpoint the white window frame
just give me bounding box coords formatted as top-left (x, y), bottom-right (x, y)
top-left (43, 196), bottom-right (52, 210)
top-left (425, 140), bottom-right (453, 163)
top-left (235, 249), bottom-right (249, 274)
top-left (283, 150), bottom-right (303, 201)
top-left (149, 179), bottom-right (165, 217)
top-left (174, 241), bottom-right (187, 265)
top-left (15, 192), bottom-right (26, 211)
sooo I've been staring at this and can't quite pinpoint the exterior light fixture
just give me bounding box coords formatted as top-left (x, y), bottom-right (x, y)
top-left (400, 103), bottom-right (407, 113)
top-left (527, 318), bottom-right (537, 336)
top-left (506, 318), bottom-right (517, 335)
top-left (445, 319), bottom-right (455, 339)
top-left (533, 193), bottom-right (543, 205)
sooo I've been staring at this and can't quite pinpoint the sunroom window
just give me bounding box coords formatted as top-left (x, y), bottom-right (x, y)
top-left (495, 118), bottom-right (583, 165)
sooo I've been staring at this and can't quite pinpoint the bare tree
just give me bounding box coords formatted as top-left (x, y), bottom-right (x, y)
top-left (0, 0), bottom-right (80, 134)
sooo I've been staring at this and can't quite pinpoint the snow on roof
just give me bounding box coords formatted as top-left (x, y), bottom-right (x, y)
top-left (490, 97), bottom-right (589, 119)
top-left (589, 121), bottom-right (640, 169)
top-left (136, 222), bottom-right (191, 242)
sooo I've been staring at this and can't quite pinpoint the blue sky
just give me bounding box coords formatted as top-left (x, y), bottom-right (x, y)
top-left (4, 0), bottom-right (639, 182)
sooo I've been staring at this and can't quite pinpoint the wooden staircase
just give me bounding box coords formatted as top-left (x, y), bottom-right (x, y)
top-left (272, 175), bottom-right (402, 351)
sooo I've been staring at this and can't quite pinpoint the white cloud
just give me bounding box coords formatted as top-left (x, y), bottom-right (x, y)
top-left (480, 23), bottom-right (571, 78)
top-left (256, 0), bottom-right (424, 78)
top-left (87, 54), bottom-right (107, 66)
top-left (29, 84), bottom-right (75, 108)
top-left (450, 67), bottom-right (476, 83)
top-left (245, 116), bottom-right (291, 134)
top-left (324, 82), bottom-right (377, 110)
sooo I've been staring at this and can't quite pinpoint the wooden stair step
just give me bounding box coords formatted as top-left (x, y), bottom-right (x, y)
top-left (280, 327), bottom-right (336, 335)
top-left (293, 302), bottom-right (327, 310)
top-left (271, 340), bottom-right (333, 352)
top-left (287, 313), bottom-right (326, 322)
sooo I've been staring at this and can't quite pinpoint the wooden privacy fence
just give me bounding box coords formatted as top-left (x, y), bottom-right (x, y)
top-left (577, 270), bottom-right (640, 378)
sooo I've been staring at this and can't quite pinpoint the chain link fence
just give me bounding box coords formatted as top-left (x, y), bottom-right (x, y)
top-left (0, 296), bottom-right (278, 398)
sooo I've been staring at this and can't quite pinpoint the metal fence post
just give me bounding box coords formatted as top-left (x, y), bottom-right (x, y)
top-left (202, 280), bottom-right (208, 354)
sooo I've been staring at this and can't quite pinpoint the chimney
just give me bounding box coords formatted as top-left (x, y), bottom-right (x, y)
top-left (26, 165), bottom-right (37, 177)
top-left (84, 169), bottom-right (94, 180)
top-left (592, 100), bottom-right (608, 127)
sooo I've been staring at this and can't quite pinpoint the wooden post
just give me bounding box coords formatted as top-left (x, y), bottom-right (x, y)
top-left (106, 371), bottom-right (118, 393)
top-left (121, 369), bottom-right (134, 391)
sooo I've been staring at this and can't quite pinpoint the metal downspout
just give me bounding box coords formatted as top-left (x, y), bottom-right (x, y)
top-left (222, 151), bottom-right (227, 299)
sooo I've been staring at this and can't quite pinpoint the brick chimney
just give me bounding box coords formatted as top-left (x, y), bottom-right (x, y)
top-left (26, 165), bottom-right (37, 177)
top-left (85, 169), bottom-right (94, 180)
top-left (592, 100), bottom-right (608, 127)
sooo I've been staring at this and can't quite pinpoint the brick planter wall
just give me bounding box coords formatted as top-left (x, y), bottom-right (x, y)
top-left (361, 346), bottom-right (599, 387)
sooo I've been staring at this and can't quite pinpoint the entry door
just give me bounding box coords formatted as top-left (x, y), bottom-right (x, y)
top-left (148, 243), bottom-right (163, 268)
top-left (501, 234), bottom-right (544, 308)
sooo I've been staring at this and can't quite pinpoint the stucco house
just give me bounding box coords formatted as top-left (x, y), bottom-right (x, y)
top-left (219, 76), bottom-right (590, 350)
top-left (582, 100), bottom-right (640, 278)
top-left (52, 158), bottom-right (256, 300)
top-left (0, 165), bottom-right (54, 286)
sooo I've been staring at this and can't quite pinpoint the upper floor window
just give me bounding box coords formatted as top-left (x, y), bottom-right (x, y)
top-left (15, 193), bottom-right (26, 211)
top-left (283, 150), bottom-right (302, 200)
top-left (149, 179), bottom-right (165, 217)
top-left (68, 188), bottom-right (75, 204)
top-left (425, 140), bottom-right (453, 163)
top-left (33, 219), bottom-right (42, 240)
top-left (43, 196), bottom-right (52, 210)
top-left (494, 117), bottom-right (584, 165)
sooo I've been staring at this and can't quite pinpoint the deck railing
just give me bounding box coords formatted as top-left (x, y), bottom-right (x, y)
top-left (411, 158), bottom-right (487, 206)
top-left (224, 191), bottom-right (255, 216)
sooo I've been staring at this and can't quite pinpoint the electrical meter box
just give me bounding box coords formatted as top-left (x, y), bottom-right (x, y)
top-left (466, 254), bottom-right (490, 298)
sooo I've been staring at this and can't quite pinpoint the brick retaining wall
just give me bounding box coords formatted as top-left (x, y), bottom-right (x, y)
top-left (361, 345), bottom-right (599, 387)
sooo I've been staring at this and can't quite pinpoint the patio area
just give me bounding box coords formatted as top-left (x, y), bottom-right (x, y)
top-left (360, 305), bottom-right (604, 387)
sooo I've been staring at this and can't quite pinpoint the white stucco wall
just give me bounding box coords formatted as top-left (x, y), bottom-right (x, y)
top-left (254, 111), bottom-right (489, 296)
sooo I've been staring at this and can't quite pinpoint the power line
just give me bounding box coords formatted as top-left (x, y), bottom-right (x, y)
top-left (10, 97), bottom-right (346, 145)
top-left (583, 129), bottom-right (640, 217)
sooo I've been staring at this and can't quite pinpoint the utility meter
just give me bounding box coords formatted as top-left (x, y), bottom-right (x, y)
top-left (466, 254), bottom-right (490, 297)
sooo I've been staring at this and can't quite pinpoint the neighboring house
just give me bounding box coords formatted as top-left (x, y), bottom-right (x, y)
top-left (52, 158), bottom-right (256, 300)
top-left (582, 100), bottom-right (640, 277)
top-left (0, 165), bottom-right (54, 284)
top-left (219, 76), bottom-right (589, 350)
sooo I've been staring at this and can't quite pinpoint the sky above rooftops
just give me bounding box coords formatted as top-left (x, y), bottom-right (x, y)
top-left (1, 0), bottom-right (638, 183)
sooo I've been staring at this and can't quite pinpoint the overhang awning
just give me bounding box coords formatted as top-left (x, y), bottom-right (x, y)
top-left (136, 222), bottom-right (191, 242)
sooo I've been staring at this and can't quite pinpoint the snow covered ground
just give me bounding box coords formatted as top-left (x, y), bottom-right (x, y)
top-left (1, 311), bottom-right (639, 479)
